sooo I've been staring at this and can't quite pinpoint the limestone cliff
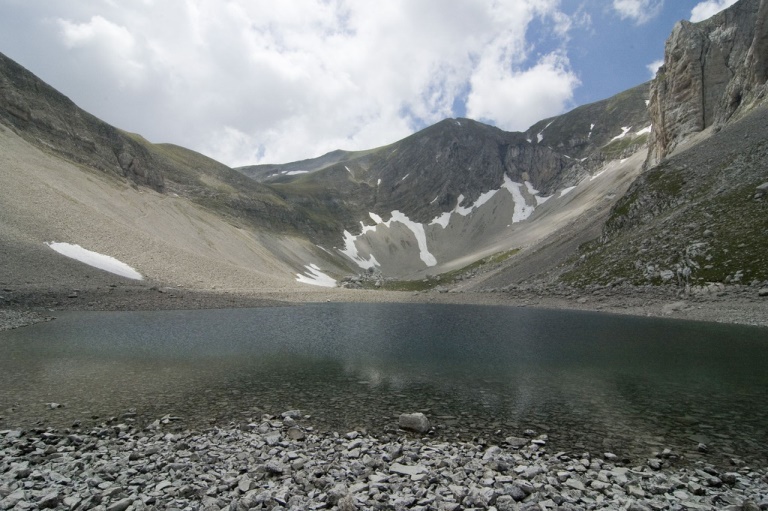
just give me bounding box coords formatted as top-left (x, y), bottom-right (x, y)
top-left (647, 0), bottom-right (768, 166)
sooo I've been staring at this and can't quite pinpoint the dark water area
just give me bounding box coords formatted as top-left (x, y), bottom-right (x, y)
top-left (1, 303), bottom-right (767, 467)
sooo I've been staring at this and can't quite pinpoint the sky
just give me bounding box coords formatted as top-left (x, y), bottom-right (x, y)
top-left (0, 0), bottom-right (739, 166)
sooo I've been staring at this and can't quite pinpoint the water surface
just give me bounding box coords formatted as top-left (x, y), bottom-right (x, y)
top-left (1, 303), bottom-right (766, 466)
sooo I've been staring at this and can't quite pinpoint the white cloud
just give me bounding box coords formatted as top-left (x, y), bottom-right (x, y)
top-left (646, 59), bottom-right (665, 78)
top-left (690, 0), bottom-right (739, 22)
top-left (1, 1), bottom-right (582, 167)
top-left (57, 15), bottom-right (146, 89)
top-left (612, 0), bottom-right (664, 24)
top-left (466, 52), bottom-right (580, 132)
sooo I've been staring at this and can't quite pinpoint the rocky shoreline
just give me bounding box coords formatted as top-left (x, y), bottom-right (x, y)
top-left (2, 411), bottom-right (767, 511)
top-left (2, 280), bottom-right (768, 332)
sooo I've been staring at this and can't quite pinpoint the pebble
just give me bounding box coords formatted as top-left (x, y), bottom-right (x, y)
top-left (2, 415), bottom-right (767, 511)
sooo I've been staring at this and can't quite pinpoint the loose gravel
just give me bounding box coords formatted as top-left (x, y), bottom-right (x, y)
top-left (2, 412), bottom-right (767, 511)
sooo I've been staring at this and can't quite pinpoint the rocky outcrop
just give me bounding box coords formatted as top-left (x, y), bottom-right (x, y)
top-left (647, 0), bottom-right (768, 166)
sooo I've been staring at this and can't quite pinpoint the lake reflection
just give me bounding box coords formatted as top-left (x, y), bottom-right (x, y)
top-left (1, 303), bottom-right (767, 466)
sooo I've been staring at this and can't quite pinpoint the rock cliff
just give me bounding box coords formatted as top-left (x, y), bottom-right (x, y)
top-left (647, 0), bottom-right (768, 165)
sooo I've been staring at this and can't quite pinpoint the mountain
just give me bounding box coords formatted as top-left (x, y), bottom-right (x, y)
top-left (0, 52), bottom-right (354, 295)
top-left (1, 0), bottom-right (765, 297)
top-left (234, 86), bottom-right (650, 279)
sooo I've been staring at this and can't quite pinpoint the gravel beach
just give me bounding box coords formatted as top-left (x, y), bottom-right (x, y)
top-left (2, 411), bottom-right (767, 511)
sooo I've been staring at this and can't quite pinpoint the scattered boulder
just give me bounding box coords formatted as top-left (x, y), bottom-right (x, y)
top-left (398, 412), bottom-right (431, 433)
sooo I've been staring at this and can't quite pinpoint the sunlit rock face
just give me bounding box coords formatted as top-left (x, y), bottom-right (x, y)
top-left (647, 0), bottom-right (768, 166)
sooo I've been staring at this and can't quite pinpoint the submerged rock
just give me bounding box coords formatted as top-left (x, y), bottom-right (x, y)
top-left (398, 412), bottom-right (431, 433)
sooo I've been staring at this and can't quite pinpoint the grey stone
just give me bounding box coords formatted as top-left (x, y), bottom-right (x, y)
top-left (565, 478), bottom-right (585, 491)
top-left (398, 413), bottom-right (431, 434)
top-left (286, 426), bottom-right (305, 440)
top-left (647, 458), bottom-right (663, 470)
top-left (106, 498), bottom-right (134, 511)
top-left (37, 492), bottom-right (61, 509)
top-left (505, 436), bottom-right (529, 448)
top-left (627, 484), bottom-right (645, 498)
top-left (265, 461), bottom-right (285, 474)
top-left (390, 463), bottom-right (427, 477)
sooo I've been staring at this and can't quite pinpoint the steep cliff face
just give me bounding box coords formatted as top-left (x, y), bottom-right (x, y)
top-left (647, 0), bottom-right (768, 165)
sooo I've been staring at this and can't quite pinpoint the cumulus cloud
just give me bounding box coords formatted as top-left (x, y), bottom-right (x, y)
top-left (612, 0), bottom-right (664, 24)
top-left (57, 15), bottom-right (146, 89)
top-left (1, 1), bottom-right (582, 166)
top-left (467, 52), bottom-right (580, 131)
top-left (646, 59), bottom-right (665, 78)
top-left (690, 0), bottom-right (739, 22)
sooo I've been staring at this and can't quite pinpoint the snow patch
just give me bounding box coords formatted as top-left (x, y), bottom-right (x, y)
top-left (635, 125), bottom-right (652, 135)
top-left (525, 181), bottom-right (551, 205)
top-left (400, 173), bottom-right (410, 182)
top-left (537, 121), bottom-right (554, 143)
top-left (524, 181), bottom-right (539, 195)
top-left (610, 126), bottom-right (632, 142)
top-left (430, 188), bottom-right (499, 228)
top-left (588, 123), bottom-right (595, 139)
top-left (360, 220), bottom-right (377, 235)
top-left (47, 242), bottom-right (143, 280)
top-left (430, 212), bottom-right (452, 228)
top-left (454, 194), bottom-right (473, 216)
top-left (359, 211), bottom-right (437, 266)
top-left (501, 176), bottom-right (535, 223)
top-left (389, 210), bottom-right (436, 266)
top-left (296, 263), bottom-right (337, 287)
top-left (339, 230), bottom-right (380, 270)
top-left (560, 186), bottom-right (576, 197)
top-left (473, 189), bottom-right (498, 209)
top-left (285, 170), bottom-right (308, 176)
top-left (377, 179), bottom-right (381, 187)
top-left (590, 169), bottom-right (607, 181)
top-left (430, 196), bottom-right (439, 204)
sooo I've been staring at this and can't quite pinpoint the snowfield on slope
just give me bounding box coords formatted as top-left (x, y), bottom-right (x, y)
top-left (339, 174), bottom-right (552, 270)
top-left (296, 263), bottom-right (337, 287)
top-left (47, 242), bottom-right (143, 280)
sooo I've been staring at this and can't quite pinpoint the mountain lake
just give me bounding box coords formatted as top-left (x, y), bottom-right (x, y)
top-left (1, 303), bottom-right (766, 467)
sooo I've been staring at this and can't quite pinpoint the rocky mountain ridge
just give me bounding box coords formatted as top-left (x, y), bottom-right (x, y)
top-left (236, 86), bottom-right (650, 278)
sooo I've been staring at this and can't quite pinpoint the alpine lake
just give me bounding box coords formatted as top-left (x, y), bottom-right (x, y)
top-left (1, 303), bottom-right (767, 469)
